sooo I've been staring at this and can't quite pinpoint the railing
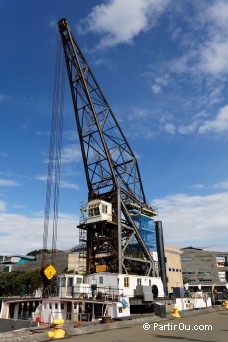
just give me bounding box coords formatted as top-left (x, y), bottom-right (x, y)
top-left (57, 285), bottom-right (123, 301)
top-left (94, 286), bottom-right (123, 301)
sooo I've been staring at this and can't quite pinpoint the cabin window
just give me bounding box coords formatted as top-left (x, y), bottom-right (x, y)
top-left (124, 277), bottom-right (129, 288)
top-left (61, 303), bottom-right (64, 310)
top-left (99, 276), bottom-right (103, 284)
top-left (76, 277), bottom-right (82, 284)
top-left (102, 205), bottom-right (108, 214)
top-left (94, 207), bottom-right (100, 216)
top-left (137, 278), bottom-right (141, 286)
top-left (60, 277), bottom-right (66, 287)
top-left (88, 207), bottom-right (100, 217)
top-left (68, 277), bottom-right (73, 287)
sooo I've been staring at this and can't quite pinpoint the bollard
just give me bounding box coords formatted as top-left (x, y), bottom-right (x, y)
top-left (224, 301), bottom-right (228, 310)
top-left (172, 305), bottom-right (180, 318)
top-left (48, 319), bottom-right (65, 339)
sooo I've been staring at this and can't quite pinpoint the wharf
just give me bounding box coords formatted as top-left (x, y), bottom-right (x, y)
top-left (0, 306), bottom-right (225, 342)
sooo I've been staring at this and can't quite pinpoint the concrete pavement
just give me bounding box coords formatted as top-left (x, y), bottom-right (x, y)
top-left (67, 310), bottom-right (228, 342)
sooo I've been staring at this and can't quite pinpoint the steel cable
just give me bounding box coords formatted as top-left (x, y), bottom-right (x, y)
top-left (42, 34), bottom-right (65, 268)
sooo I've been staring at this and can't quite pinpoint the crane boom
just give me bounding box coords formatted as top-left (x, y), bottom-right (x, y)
top-left (58, 18), bottom-right (158, 276)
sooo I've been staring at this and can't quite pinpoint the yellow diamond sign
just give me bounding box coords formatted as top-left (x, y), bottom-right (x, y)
top-left (44, 264), bottom-right (56, 280)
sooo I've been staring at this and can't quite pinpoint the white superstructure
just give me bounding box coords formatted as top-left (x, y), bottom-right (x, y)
top-left (84, 272), bottom-right (165, 298)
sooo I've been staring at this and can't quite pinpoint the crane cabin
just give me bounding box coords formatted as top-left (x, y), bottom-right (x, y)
top-left (87, 200), bottom-right (112, 224)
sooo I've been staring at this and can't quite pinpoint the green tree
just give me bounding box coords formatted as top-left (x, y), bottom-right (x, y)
top-left (0, 270), bottom-right (43, 297)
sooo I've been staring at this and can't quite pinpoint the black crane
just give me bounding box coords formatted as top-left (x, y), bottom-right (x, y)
top-left (58, 18), bottom-right (159, 277)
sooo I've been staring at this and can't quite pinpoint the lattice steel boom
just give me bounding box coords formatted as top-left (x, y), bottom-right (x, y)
top-left (58, 18), bottom-right (158, 276)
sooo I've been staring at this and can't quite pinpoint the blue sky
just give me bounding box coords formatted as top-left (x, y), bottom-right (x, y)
top-left (1, 0), bottom-right (228, 254)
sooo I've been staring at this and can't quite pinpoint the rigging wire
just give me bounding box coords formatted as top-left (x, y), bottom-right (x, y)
top-left (42, 34), bottom-right (65, 269)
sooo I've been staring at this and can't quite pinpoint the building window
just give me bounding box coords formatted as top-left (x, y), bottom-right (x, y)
top-left (99, 277), bottom-right (103, 284)
top-left (199, 278), bottom-right (212, 282)
top-left (118, 307), bottom-right (123, 313)
top-left (61, 303), bottom-right (64, 310)
top-left (216, 256), bottom-right (225, 267)
top-left (183, 272), bottom-right (195, 275)
top-left (55, 303), bottom-right (58, 310)
top-left (198, 272), bottom-right (211, 275)
top-left (102, 205), bottom-right (108, 214)
top-left (124, 277), bottom-right (129, 287)
top-left (49, 303), bottom-right (52, 309)
top-left (137, 278), bottom-right (141, 286)
top-left (181, 257), bottom-right (193, 261)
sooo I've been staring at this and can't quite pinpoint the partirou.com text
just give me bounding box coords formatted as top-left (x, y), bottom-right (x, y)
top-left (143, 322), bottom-right (213, 331)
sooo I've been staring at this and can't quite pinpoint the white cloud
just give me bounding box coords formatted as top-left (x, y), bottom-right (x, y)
top-left (163, 123), bottom-right (176, 134)
top-left (198, 105), bottom-right (228, 134)
top-left (0, 94), bottom-right (10, 103)
top-left (0, 210), bottom-right (79, 255)
top-left (170, 1), bottom-right (228, 75)
top-left (63, 130), bottom-right (78, 142)
top-left (43, 144), bottom-right (82, 164)
top-left (194, 2), bottom-right (228, 74)
top-left (60, 180), bottom-right (80, 191)
top-left (191, 179), bottom-right (228, 191)
top-left (211, 179), bottom-right (228, 190)
top-left (178, 120), bottom-right (200, 135)
top-left (36, 175), bottom-right (80, 191)
top-left (154, 192), bottom-right (228, 250)
top-left (199, 41), bottom-right (228, 75)
top-left (0, 179), bottom-right (22, 187)
top-left (0, 200), bottom-right (6, 212)
top-left (77, 0), bottom-right (170, 49)
top-left (61, 144), bottom-right (82, 164)
top-left (128, 108), bottom-right (151, 121)
top-left (151, 84), bottom-right (161, 94)
top-left (190, 184), bottom-right (206, 190)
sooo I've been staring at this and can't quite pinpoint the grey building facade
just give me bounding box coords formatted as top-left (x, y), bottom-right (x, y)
top-left (181, 247), bottom-right (228, 287)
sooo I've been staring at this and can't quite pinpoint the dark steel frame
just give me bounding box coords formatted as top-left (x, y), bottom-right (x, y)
top-left (58, 18), bottom-right (157, 276)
